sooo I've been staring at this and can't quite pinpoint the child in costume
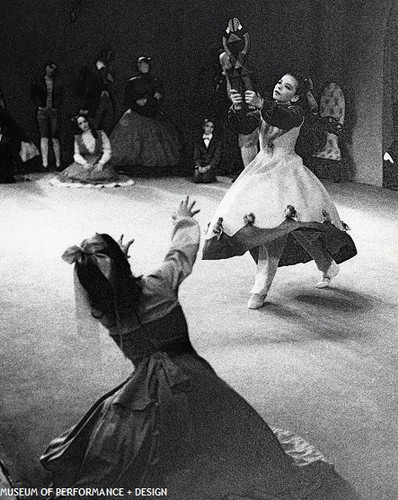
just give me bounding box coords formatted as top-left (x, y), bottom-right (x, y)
top-left (203, 73), bottom-right (356, 309)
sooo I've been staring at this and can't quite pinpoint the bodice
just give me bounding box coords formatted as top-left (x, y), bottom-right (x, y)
top-left (109, 305), bottom-right (195, 363)
top-left (259, 119), bottom-right (301, 157)
top-left (76, 131), bottom-right (103, 156)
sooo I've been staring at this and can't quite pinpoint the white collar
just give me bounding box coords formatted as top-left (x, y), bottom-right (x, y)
top-left (203, 133), bottom-right (213, 140)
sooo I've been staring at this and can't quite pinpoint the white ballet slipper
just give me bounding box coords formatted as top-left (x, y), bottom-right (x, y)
top-left (315, 277), bottom-right (331, 289)
top-left (315, 261), bottom-right (340, 288)
top-left (248, 293), bottom-right (267, 309)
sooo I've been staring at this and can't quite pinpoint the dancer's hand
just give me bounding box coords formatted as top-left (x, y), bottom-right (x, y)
top-left (118, 234), bottom-right (135, 259)
top-left (230, 89), bottom-right (243, 109)
top-left (198, 166), bottom-right (210, 174)
top-left (245, 91), bottom-right (264, 109)
top-left (154, 91), bottom-right (162, 100)
top-left (172, 196), bottom-right (200, 219)
top-left (136, 97), bottom-right (147, 106)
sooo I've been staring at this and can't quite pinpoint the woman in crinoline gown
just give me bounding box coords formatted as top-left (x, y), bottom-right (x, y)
top-left (50, 112), bottom-right (134, 188)
top-left (40, 197), bottom-right (360, 499)
top-left (109, 56), bottom-right (181, 172)
top-left (203, 73), bottom-right (357, 309)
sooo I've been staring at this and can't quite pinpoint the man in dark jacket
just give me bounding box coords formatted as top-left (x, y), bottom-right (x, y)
top-left (30, 61), bottom-right (63, 169)
top-left (193, 119), bottom-right (221, 183)
top-left (75, 46), bottom-right (116, 135)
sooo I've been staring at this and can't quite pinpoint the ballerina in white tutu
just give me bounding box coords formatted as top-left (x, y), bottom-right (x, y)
top-left (202, 73), bottom-right (356, 309)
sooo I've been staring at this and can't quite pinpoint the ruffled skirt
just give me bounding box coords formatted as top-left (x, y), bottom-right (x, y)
top-left (50, 155), bottom-right (135, 188)
top-left (203, 149), bottom-right (356, 265)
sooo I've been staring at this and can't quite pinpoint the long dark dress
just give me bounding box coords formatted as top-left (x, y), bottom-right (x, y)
top-left (41, 218), bottom-right (359, 499)
top-left (109, 73), bottom-right (181, 169)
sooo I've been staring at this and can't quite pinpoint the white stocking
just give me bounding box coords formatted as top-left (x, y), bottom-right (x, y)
top-left (40, 138), bottom-right (49, 167)
top-left (52, 138), bottom-right (61, 167)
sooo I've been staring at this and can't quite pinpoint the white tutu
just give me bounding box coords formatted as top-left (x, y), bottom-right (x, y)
top-left (206, 120), bottom-right (343, 239)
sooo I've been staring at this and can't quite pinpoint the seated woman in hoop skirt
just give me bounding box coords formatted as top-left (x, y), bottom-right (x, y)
top-left (40, 197), bottom-right (359, 499)
top-left (51, 112), bottom-right (134, 188)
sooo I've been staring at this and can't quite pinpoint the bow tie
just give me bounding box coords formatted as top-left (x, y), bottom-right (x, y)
top-left (203, 135), bottom-right (212, 140)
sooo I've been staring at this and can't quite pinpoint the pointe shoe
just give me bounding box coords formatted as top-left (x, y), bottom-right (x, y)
top-left (315, 261), bottom-right (340, 289)
top-left (248, 293), bottom-right (267, 309)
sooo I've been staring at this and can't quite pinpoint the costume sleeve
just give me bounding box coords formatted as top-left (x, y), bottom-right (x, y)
top-left (99, 131), bottom-right (111, 164)
top-left (261, 101), bottom-right (304, 130)
top-left (73, 137), bottom-right (87, 165)
top-left (209, 139), bottom-right (222, 169)
top-left (227, 106), bottom-right (260, 135)
top-left (148, 217), bottom-right (200, 296)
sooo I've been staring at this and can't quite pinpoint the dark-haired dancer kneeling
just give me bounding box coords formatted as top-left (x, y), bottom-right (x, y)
top-left (41, 198), bottom-right (359, 499)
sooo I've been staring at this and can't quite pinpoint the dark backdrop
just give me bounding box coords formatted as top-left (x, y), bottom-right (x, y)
top-left (1, 0), bottom-right (347, 166)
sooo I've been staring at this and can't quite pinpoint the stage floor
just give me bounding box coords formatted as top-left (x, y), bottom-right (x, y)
top-left (1, 174), bottom-right (397, 499)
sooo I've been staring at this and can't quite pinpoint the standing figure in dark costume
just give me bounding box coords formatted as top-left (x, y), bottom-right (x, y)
top-left (75, 46), bottom-right (116, 135)
top-left (110, 56), bottom-right (181, 172)
top-left (0, 83), bottom-right (40, 176)
top-left (41, 197), bottom-right (360, 500)
top-left (1, 83), bottom-right (40, 173)
top-left (0, 116), bottom-right (17, 183)
top-left (30, 61), bottom-right (63, 170)
top-left (192, 118), bottom-right (221, 183)
top-left (203, 74), bottom-right (357, 309)
top-left (0, 85), bottom-right (20, 181)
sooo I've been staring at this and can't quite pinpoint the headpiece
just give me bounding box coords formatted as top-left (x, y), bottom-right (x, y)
top-left (70, 110), bottom-right (90, 123)
top-left (62, 234), bottom-right (115, 339)
top-left (137, 56), bottom-right (151, 64)
top-left (62, 234), bottom-right (139, 342)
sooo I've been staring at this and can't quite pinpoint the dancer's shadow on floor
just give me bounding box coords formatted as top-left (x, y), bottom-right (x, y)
top-left (294, 287), bottom-right (374, 313)
top-left (255, 288), bottom-right (375, 341)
